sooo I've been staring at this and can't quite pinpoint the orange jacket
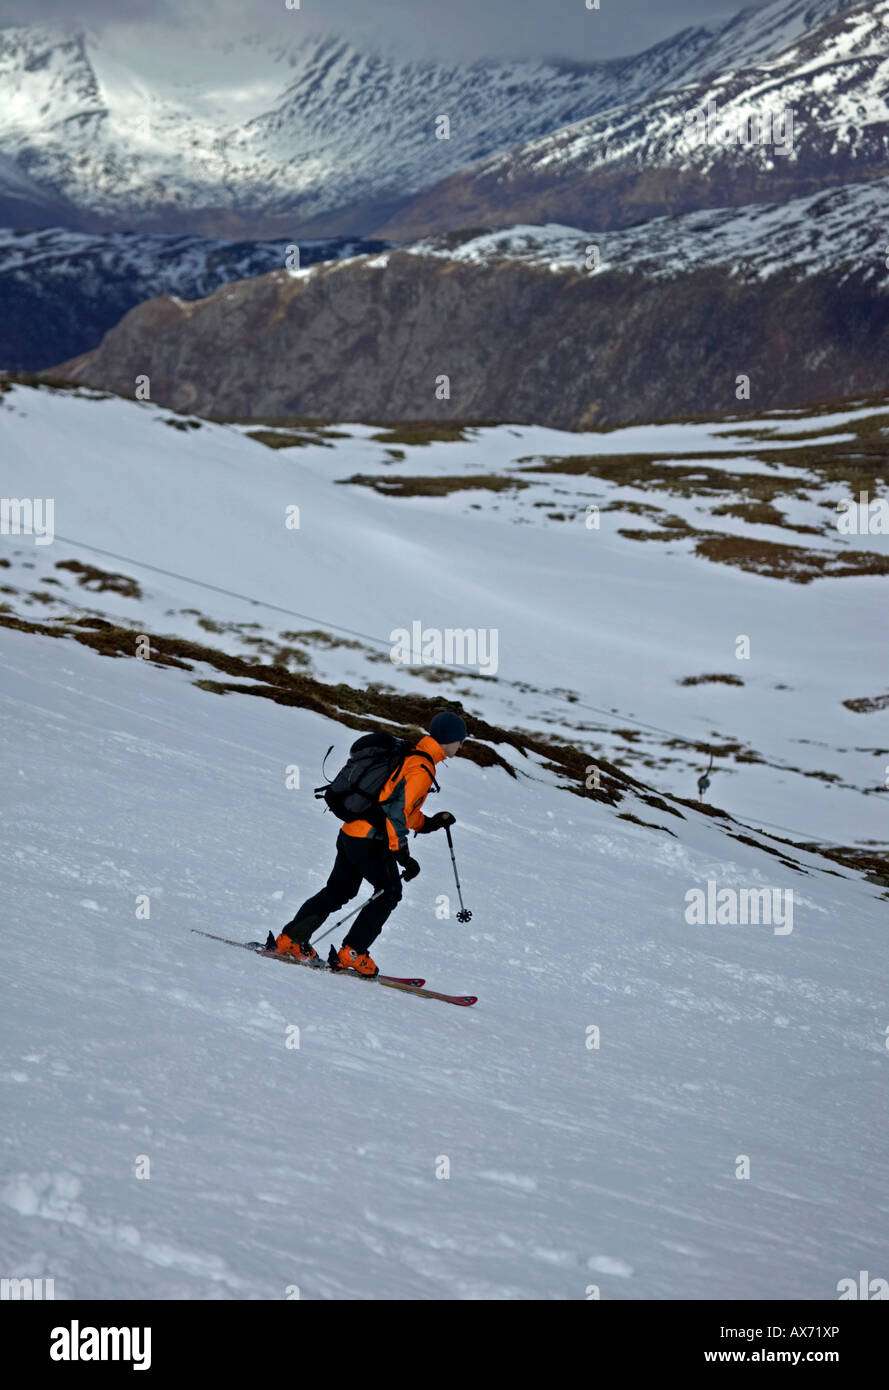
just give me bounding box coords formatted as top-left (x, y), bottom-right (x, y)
top-left (342, 735), bottom-right (445, 851)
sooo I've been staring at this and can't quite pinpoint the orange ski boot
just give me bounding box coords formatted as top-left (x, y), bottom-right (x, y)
top-left (336, 945), bottom-right (379, 978)
top-left (274, 933), bottom-right (319, 962)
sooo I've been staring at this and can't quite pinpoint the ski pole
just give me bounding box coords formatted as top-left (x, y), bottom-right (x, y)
top-left (311, 873), bottom-right (406, 945)
top-left (445, 826), bottom-right (472, 922)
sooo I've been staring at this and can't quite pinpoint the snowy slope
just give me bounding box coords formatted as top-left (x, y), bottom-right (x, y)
top-left (2, 385), bottom-right (887, 1300)
top-left (1, 625), bottom-right (886, 1301)
top-left (2, 383), bottom-right (887, 848)
top-left (0, 150), bottom-right (77, 228)
top-left (0, 151), bottom-right (56, 201)
top-left (0, 227), bottom-right (382, 281)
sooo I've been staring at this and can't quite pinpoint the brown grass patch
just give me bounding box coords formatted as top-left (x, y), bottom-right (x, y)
top-left (679, 674), bottom-right (744, 687)
top-left (367, 423), bottom-right (485, 446)
top-left (694, 535), bottom-right (889, 583)
top-left (56, 559), bottom-right (142, 599)
top-left (843, 694), bottom-right (889, 714)
top-left (337, 473), bottom-right (530, 497)
top-left (246, 429), bottom-right (336, 449)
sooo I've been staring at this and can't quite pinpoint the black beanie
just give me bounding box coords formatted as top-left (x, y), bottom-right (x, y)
top-left (429, 711), bottom-right (467, 744)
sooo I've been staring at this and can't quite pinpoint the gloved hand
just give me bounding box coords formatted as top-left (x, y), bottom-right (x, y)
top-left (417, 811), bottom-right (456, 834)
top-left (396, 847), bottom-right (421, 881)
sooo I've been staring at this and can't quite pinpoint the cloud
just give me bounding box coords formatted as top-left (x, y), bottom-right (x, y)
top-left (0, 0), bottom-right (749, 62)
top-left (0, 0), bottom-right (177, 25)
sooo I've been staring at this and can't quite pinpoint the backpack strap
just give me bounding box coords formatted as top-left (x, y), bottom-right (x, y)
top-left (408, 747), bottom-right (439, 793)
top-left (373, 745), bottom-right (440, 829)
top-left (384, 746), bottom-right (439, 799)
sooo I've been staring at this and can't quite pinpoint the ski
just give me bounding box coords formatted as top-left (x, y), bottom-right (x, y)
top-left (260, 948), bottom-right (476, 1006)
top-left (192, 929), bottom-right (477, 1005)
top-left (191, 928), bottom-right (425, 985)
top-left (375, 979), bottom-right (478, 1007)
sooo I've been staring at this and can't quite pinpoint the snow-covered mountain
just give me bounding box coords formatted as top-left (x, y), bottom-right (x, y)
top-left (0, 0), bottom-right (869, 236)
top-left (0, 228), bottom-right (390, 371)
top-left (1, 379), bottom-right (887, 1298)
top-left (379, 0), bottom-right (889, 238)
top-left (0, 23), bottom-right (704, 236)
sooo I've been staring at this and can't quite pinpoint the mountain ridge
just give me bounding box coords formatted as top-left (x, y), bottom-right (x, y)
top-left (0, 0), bottom-right (867, 236)
top-left (45, 176), bottom-right (889, 428)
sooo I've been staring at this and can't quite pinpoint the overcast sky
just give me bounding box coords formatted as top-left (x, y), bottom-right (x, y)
top-left (0, 0), bottom-right (756, 63)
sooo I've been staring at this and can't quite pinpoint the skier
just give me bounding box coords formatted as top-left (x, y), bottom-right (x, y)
top-left (275, 711), bottom-right (467, 976)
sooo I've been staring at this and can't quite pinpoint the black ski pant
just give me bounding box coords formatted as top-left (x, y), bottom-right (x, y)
top-left (283, 829), bottom-right (403, 954)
